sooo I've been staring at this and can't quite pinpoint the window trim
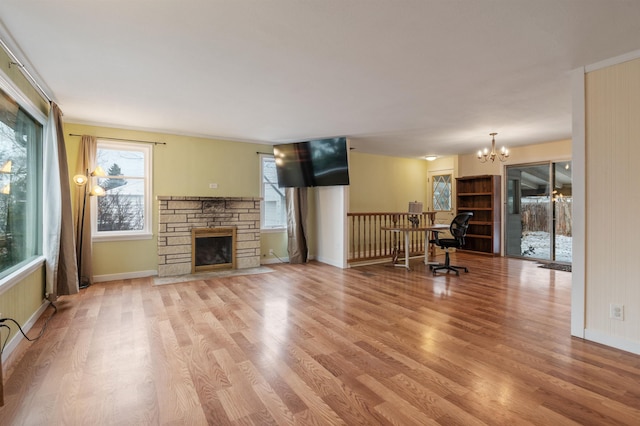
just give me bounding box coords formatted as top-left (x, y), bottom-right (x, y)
top-left (0, 69), bottom-right (47, 124)
top-left (260, 154), bottom-right (286, 232)
top-left (91, 140), bottom-right (153, 242)
top-left (0, 68), bottom-right (46, 291)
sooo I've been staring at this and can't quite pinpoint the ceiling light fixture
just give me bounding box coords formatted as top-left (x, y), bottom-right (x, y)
top-left (424, 155), bottom-right (438, 161)
top-left (477, 132), bottom-right (509, 163)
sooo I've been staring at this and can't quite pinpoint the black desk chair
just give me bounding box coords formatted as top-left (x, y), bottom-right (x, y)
top-left (429, 212), bottom-right (473, 276)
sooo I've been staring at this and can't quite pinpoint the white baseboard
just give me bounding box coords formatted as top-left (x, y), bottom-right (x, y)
top-left (260, 253), bottom-right (321, 265)
top-left (261, 257), bottom-right (289, 265)
top-left (315, 255), bottom-right (347, 269)
top-left (93, 270), bottom-right (157, 283)
top-left (583, 329), bottom-right (640, 355)
top-left (1, 299), bottom-right (50, 363)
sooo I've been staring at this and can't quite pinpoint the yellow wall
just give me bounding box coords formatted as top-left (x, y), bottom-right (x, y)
top-left (0, 266), bottom-right (45, 346)
top-left (349, 151), bottom-right (429, 212)
top-left (426, 156), bottom-right (457, 177)
top-left (585, 58), bottom-right (640, 345)
top-left (64, 123), bottom-right (288, 278)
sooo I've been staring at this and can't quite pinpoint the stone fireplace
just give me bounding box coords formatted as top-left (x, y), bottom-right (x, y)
top-left (157, 196), bottom-right (261, 277)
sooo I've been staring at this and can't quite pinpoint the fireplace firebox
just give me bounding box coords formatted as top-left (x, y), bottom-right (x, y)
top-left (191, 227), bottom-right (237, 273)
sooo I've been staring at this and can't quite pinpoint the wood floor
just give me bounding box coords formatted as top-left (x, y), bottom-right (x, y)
top-left (2, 254), bottom-right (640, 425)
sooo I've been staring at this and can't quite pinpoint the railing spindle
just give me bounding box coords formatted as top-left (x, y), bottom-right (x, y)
top-left (346, 211), bottom-right (436, 264)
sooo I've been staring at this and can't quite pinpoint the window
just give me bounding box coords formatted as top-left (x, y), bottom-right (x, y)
top-left (432, 174), bottom-right (452, 211)
top-left (0, 87), bottom-right (43, 280)
top-left (93, 140), bottom-right (152, 240)
top-left (260, 155), bottom-right (286, 230)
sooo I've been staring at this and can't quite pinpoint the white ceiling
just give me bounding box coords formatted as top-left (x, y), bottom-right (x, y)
top-left (2, 1), bottom-right (640, 159)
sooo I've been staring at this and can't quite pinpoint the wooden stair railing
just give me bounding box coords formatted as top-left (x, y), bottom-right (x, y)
top-left (347, 212), bottom-right (436, 263)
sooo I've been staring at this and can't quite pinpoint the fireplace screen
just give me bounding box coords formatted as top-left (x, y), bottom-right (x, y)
top-left (191, 227), bottom-right (236, 272)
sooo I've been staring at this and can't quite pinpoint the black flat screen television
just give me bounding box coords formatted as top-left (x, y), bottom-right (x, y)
top-left (273, 137), bottom-right (350, 188)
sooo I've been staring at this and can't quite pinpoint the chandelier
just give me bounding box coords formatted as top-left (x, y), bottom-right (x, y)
top-left (477, 132), bottom-right (509, 163)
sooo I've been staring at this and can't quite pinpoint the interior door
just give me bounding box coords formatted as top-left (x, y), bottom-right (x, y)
top-left (428, 170), bottom-right (454, 255)
top-left (427, 170), bottom-right (455, 226)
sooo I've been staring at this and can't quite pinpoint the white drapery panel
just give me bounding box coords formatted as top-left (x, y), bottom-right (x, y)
top-left (43, 103), bottom-right (78, 299)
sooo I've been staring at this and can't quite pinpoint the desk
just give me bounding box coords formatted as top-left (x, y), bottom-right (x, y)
top-left (381, 224), bottom-right (449, 270)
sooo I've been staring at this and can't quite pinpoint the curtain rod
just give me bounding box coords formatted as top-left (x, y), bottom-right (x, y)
top-left (68, 134), bottom-right (166, 145)
top-left (0, 37), bottom-right (53, 103)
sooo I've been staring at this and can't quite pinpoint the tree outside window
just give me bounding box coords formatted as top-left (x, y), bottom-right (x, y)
top-left (94, 141), bottom-right (151, 239)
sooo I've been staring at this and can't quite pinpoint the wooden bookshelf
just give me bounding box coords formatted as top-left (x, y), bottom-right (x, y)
top-left (456, 175), bottom-right (501, 255)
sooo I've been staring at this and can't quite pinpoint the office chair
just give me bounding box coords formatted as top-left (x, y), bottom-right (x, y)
top-left (429, 212), bottom-right (473, 276)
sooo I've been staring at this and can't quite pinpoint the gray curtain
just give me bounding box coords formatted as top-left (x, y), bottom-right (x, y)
top-left (75, 135), bottom-right (97, 288)
top-left (286, 187), bottom-right (308, 263)
top-left (43, 103), bottom-right (79, 299)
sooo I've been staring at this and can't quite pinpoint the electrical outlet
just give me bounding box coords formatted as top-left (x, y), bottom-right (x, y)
top-left (268, 249), bottom-right (274, 255)
top-left (610, 303), bottom-right (624, 320)
top-left (209, 183), bottom-right (218, 189)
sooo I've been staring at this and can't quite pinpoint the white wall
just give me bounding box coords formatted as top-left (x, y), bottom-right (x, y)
top-left (314, 186), bottom-right (349, 268)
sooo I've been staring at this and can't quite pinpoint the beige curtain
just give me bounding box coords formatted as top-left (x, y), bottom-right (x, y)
top-left (44, 103), bottom-right (79, 299)
top-left (286, 187), bottom-right (308, 263)
top-left (75, 135), bottom-right (97, 288)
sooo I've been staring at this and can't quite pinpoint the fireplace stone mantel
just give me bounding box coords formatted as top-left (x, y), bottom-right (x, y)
top-left (157, 196), bottom-right (261, 277)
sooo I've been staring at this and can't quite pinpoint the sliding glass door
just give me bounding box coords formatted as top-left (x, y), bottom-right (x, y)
top-left (553, 161), bottom-right (572, 262)
top-left (505, 161), bottom-right (572, 263)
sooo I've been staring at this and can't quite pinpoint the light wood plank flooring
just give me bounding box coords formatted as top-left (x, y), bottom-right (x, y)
top-left (2, 254), bottom-right (639, 425)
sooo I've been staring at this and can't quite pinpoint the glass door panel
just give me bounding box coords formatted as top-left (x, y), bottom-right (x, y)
top-left (553, 161), bottom-right (572, 263)
top-left (428, 170), bottom-right (455, 226)
top-left (505, 164), bottom-right (551, 260)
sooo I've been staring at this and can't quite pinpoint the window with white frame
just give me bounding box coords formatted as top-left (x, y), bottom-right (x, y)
top-left (260, 155), bottom-right (286, 230)
top-left (0, 87), bottom-right (43, 280)
top-left (93, 140), bottom-right (152, 240)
